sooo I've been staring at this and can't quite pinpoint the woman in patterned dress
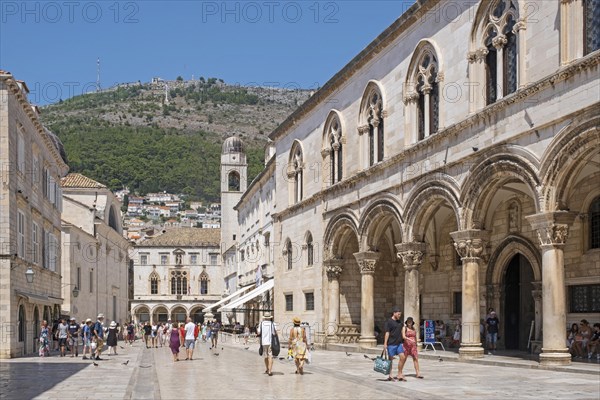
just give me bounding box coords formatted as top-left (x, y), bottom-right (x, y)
top-left (400, 317), bottom-right (424, 379)
top-left (288, 317), bottom-right (308, 375)
top-left (39, 320), bottom-right (50, 357)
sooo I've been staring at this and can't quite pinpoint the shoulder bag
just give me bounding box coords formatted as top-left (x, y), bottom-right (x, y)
top-left (271, 322), bottom-right (280, 357)
top-left (373, 349), bottom-right (392, 375)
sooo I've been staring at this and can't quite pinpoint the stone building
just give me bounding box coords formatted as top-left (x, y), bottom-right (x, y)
top-left (60, 173), bottom-right (130, 324)
top-left (235, 0), bottom-right (599, 366)
top-left (0, 71), bottom-right (69, 358)
top-left (131, 228), bottom-right (223, 324)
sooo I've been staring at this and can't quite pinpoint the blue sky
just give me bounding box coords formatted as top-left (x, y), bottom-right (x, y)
top-left (1, 1), bottom-right (415, 105)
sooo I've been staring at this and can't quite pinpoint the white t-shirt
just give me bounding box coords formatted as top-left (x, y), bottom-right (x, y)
top-left (259, 320), bottom-right (275, 345)
top-left (184, 322), bottom-right (196, 340)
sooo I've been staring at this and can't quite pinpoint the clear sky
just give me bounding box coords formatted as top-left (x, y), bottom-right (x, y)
top-left (1, 1), bottom-right (416, 105)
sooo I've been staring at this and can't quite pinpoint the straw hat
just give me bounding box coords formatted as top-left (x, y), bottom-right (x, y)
top-left (293, 316), bottom-right (301, 325)
top-left (263, 312), bottom-right (273, 319)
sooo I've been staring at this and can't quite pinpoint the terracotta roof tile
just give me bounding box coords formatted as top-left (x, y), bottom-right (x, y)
top-left (61, 173), bottom-right (107, 189)
top-left (138, 228), bottom-right (221, 247)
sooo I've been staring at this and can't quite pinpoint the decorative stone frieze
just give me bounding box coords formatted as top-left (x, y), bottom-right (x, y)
top-left (526, 211), bottom-right (576, 247)
top-left (450, 230), bottom-right (489, 260)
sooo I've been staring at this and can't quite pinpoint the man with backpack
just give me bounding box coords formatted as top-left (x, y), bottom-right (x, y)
top-left (92, 314), bottom-right (106, 360)
top-left (67, 317), bottom-right (80, 357)
top-left (82, 319), bottom-right (93, 359)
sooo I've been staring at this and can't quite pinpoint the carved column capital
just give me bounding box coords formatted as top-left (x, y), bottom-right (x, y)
top-left (449, 230), bottom-right (490, 260)
top-left (353, 251), bottom-right (380, 275)
top-left (526, 211), bottom-right (576, 247)
top-left (324, 259), bottom-right (344, 281)
top-left (357, 125), bottom-right (369, 135)
top-left (492, 35), bottom-right (508, 50)
top-left (403, 91), bottom-right (419, 105)
top-left (321, 148), bottom-right (330, 158)
top-left (395, 242), bottom-right (427, 271)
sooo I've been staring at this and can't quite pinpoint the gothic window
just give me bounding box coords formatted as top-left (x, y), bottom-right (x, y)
top-left (322, 112), bottom-right (343, 186)
top-left (413, 51), bottom-right (440, 140)
top-left (288, 142), bottom-right (304, 204)
top-left (150, 272), bottom-right (159, 295)
top-left (590, 196), bottom-right (600, 249)
top-left (306, 233), bottom-right (314, 266)
top-left (200, 272), bottom-right (209, 295)
top-left (481, 0), bottom-right (520, 104)
top-left (359, 84), bottom-right (384, 167)
top-left (170, 270), bottom-right (188, 295)
top-left (585, 0), bottom-right (600, 55)
top-left (285, 239), bottom-right (293, 270)
top-left (228, 171), bottom-right (241, 192)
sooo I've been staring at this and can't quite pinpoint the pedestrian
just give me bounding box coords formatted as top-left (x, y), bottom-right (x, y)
top-left (67, 317), bottom-right (80, 357)
top-left (184, 317), bottom-right (196, 361)
top-left (151, 322), bottom-right (158, 348)
top-left (202, 323), bottom-right (207, 342)
top-left (398, 317), bottom-right (424, 379)
top-left (127, 322), bottom-right (135, 345)
top-left (485, 311), bottom-right (500, 353)
top-left (169, 322), bottom-right (181, 362)
top-left (383, 307), bottom-right (405, 381)
top-left (143, 322), bottom-right (152, 348)
top-left (57, 318), bottom-right (68, 357)
top-left (243, 325), bottom-right (250, 345)
top-left (257, 312), bottom-right (275, 376)
top-left (51, 319), bottom-right (59, 351)
top-left (107, 321), bottom-right (118, 355)
top-left (39, 320), bottom-right (50, 357)
top-left (93, 314), bottom-right (106, 360)
top-left (288, 316), bottom-right (308, 375)
top-left (82, 318), bottom-right (93, 359)
top-left (211, 320), bottom-right (221, 349)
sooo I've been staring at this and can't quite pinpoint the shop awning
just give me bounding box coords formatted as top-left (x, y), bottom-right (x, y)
top-left (218, 279), bottom-right (274, 312)
top-left (15, 290), bottom-right (60, 306)
top-left (202, 284), bottom-right (255, 313)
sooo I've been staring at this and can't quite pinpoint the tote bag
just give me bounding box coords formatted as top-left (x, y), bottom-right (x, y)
top-left (373, 350), bottom-right (392, 375)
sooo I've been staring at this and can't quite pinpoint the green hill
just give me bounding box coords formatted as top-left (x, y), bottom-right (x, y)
top-left (41, 79), bottom-right (311, 202)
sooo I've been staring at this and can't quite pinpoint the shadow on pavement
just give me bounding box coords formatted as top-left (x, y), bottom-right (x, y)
top-left (0, 360), bottom-right (89, 399)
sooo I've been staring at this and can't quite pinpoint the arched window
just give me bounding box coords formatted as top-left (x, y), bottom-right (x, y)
top-left (150, 271), bottom-right (160, 295)
top-left (405, 41), bottom-right (442, 143)
top-left (590, 196), bottom-right (600, 249)
top-left (359, 84), bottom-right (384, 167)
top-left (228, 171), bottom-right (241, 191)
top-left (18, 304), bottom-right (25, 342)
top-left (585, 0), bottom-right (600, 55)
top-left (306, 233), bottom-right (314, 266)
top-left (469, 0), bottom-right (524, 111)
top-left (288, 141), bottom-right (304, 204)
top-left (170, 270), bottom-right (188, 295)
top-left (200, 272), bottom-right (209, 295)
top-left (322, 112), bottom-right (343, 185)
top-left (285, 239), bottom-right (293, 270)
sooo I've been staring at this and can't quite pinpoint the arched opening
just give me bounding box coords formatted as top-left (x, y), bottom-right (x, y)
top-left (149, 271), bottom-right (160, 295)
top-left (228, 171), bottom-right (241, 192)
top-left (306, 232), bottom-right (314, 266)
top-left (190, 306), bottom-right (205, 324)
top-left (171, 306), bottom-right (187, 323)
top-left (152, 306), bottom-right (169, 324)
top-left (200, 271), bottom-right (209, 295)
top-left (18, 304), bottom-right (27, 354)
top-left (33, 307), bottom-right (40, 353)
top-left (503, 254), bottom-right (535, 351)
top-left (589, 196), bottom-right (600, 249)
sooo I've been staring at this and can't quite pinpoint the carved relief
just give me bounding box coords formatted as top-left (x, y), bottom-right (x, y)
top-left (453, 238), bottom-right (486, 259)
top-left (326, 265), bottom-right (343, 281)
top-left (358, 259), bottom-right (377, 274)
top-left (535, 224), bottom-right (570, 246)
top-left (397, 250), bottom-right (424, 270)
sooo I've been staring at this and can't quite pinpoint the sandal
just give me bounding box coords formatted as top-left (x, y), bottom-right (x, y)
top-left (386, 377), bottom-right (394, 381)
top-left (416, 375), bottom-right (424, 379)
top-left (397, 377), bottom-right (407, 382)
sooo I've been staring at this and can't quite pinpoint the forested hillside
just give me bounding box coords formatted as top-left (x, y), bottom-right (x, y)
top-left (41, 79), bottom-right (311, 201)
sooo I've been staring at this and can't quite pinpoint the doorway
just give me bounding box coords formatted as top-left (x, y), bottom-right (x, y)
top-left (503, 254), bottom-right (534, 350)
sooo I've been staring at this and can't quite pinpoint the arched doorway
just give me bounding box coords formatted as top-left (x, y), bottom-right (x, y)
top-left (190, 306), bottom-right (205, 324)
top-left (171, 306), bottom-right (187, 323)
top-left (18, 304), bottom-right (26, 355)
top-left (503, 254), bottom-right (534, 350)
top-left (135, 306), bottom-right (150, 324)
top-left (152, 306), bottom-right (169, 324)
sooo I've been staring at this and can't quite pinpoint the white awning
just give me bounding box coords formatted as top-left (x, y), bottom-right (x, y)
top-left (218, 279), bottom-right (274, 312)
top-left (202, 284), bottom-right (255, 313)
top-left (15, 290), bottom-right (59, 306)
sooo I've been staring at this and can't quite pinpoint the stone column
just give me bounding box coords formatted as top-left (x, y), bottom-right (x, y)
top-left (353, 251), bottom-right (380, 348)
top-left (450, 229), bottom-right (489, 359)
top-left (526, 211), bottom-right (575, 366)
top-left (324, 259), bottom-right (343, 342)
top-left (396, 242), bottom-right (427, 341)
top-left (532, 281), bottom-right (543, 341)
top-left (493, 35), bottom-right (507, 100)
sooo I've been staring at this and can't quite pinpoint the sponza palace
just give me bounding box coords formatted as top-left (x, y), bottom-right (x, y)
top-left (215, 0), bottom-right (599, 366)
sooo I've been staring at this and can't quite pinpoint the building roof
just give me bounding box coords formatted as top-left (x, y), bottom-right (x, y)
top-left (61, 173), bottom-right (107, 189)
top-left (138, 228), bottom-right (221, 247)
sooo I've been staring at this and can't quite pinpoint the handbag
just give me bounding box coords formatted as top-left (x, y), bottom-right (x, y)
top-left (373, 349), bottom-right (392, 375)
top-left (258, 329), bottom-right (263, 356)
top-left (271, 322), bottom-right (280, 357)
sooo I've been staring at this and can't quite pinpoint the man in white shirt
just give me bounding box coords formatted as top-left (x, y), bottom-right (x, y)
top-left (184, 317), bottom-right (196, 360)
top-left (257, 312), bottom-right (274, 376)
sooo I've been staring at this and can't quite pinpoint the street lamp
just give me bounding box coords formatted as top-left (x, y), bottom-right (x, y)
top-left (25, 266), bottom-right (35, 283)
top-left (61, 283), bottom-right (79, 298)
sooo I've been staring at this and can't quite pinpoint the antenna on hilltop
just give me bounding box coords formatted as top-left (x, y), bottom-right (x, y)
top-left (96, 57), bottom-right (101, 92)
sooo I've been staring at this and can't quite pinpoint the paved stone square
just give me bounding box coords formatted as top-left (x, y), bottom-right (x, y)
top-left (1, 336), bottom-right (599, 400)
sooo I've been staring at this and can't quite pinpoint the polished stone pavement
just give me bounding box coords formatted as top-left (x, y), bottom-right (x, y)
top-left (1, 337), bottom-right (599, 400)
